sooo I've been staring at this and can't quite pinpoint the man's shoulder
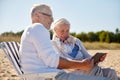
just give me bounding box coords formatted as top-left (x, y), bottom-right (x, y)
top-left (30, 23), bottom-right (47, 32)
top-left (23, 23), bottom-right (48, 36)
top-left (32, 23), bottom-right (44, 29)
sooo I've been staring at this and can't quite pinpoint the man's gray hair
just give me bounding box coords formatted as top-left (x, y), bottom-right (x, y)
top-left (30, 4), bottom-right (51, 17)
top-left (53, 18), bottom-right (70, 28)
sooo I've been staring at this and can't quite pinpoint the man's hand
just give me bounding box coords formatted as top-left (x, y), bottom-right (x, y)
top-left (81, 58), bottom-right (94, 71)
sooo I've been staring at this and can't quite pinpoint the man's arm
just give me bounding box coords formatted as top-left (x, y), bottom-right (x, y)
top-left (58, 57), bottom-right (94, 71)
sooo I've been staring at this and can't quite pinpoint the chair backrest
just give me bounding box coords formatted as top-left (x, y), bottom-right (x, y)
top-left (0, 41), bottom-right (61, 80)
top-left (0, 41), bottom-right (23, 75)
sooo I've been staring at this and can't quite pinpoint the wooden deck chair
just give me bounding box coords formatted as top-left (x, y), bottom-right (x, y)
top-left (0, 41), bottom-right (59, 80)
top-left (0, 41), bottom-right (111, 80)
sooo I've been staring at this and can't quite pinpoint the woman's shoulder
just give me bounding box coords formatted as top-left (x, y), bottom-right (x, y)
top-left (69, 36), bottom-right (81, 44)
top-left (51, 40), bottom-right (57, 46)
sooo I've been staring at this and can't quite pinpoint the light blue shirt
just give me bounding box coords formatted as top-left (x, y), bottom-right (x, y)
top-left (52, 35), bottom-right (91, 60)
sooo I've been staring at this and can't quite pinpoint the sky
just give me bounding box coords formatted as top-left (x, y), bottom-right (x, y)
top-left (0, 0), bottom-right (120, 34)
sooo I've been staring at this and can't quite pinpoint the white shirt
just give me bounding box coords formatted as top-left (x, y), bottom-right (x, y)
top-left (19, 23), bottom-right (60, 74)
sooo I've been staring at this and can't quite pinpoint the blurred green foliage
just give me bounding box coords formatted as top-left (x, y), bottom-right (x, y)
top-left (0, 28), bottom-right (120, 43)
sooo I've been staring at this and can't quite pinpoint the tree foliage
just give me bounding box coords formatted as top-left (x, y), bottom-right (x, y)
top-left (0, 28), bottom-right (120, 43)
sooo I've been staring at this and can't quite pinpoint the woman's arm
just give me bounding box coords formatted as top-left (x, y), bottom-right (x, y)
top-left (76, 39), bottom-right (91, 58)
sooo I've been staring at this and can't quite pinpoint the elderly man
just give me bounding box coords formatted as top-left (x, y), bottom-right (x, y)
top-left (19, 4), bottom-right (110, 80)
top-left (52, 18), bottom-right (119, 80)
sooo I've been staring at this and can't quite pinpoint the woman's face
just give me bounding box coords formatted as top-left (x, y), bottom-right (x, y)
top-left (54, 24), bottom-right (70, 41)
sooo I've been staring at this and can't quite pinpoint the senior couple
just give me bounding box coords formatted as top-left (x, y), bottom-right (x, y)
top-left (19, 4), bottom-right (119, 80)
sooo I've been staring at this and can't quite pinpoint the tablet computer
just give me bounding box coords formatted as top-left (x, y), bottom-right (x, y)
top-left (92, 52), bottom-right (107, 64)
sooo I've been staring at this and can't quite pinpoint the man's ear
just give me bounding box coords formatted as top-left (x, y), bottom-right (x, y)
top-left (34, 12), bottom-right (42, 21)
top-left (35, 12), bottom-right (40, 18)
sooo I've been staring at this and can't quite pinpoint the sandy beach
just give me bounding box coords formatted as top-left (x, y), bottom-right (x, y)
top-left (0, 49), bottom-right (120, 80)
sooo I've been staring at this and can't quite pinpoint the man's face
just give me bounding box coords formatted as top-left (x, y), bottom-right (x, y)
top-left (41, 10), bottom-right (53, 30)
top-left (45, 15), bottom-right (53, 30)
top-left (55, 24), bottom-right (70, 41)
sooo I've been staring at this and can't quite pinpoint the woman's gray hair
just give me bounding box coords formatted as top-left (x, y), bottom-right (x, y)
top-left (30, 4), bottom-right (51, 17)
top-left (53, 18), bottom-right (70, 28)
top-left (52, 18), bottom-right (70, 35)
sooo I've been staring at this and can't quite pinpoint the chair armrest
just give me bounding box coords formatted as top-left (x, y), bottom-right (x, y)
top-left (21, 72), bottom-right (58, 78)
top-left (20, 72), bottom-right (58, 80)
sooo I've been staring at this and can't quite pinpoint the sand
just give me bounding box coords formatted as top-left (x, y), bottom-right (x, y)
top-left (0, 49), bottom-right (120, 80)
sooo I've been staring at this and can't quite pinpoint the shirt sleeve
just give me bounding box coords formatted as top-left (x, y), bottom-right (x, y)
top-left (76, 39), bottom-right (92, 58)
top-left (29, 24), bottom-right (60, 68)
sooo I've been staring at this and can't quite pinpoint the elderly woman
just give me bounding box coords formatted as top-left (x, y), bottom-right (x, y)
top-left (51, 18), bottom-right (119, 80)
